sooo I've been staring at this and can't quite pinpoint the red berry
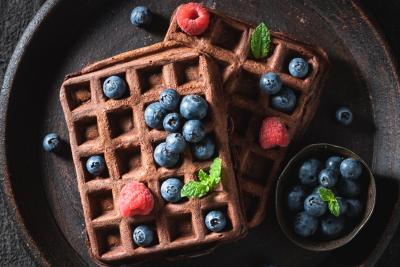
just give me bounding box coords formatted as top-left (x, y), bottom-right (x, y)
top-left (259, 117), bottom-right (290, 149)
top-left (176, 3), bottom-right (210, 36)
top-left (119, 181), bottom-right (154, 218)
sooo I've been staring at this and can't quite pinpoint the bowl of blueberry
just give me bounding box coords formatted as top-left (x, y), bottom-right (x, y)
top-left (275, 143), bottom-right (376, 251)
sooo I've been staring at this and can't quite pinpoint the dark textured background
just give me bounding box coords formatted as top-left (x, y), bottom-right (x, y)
top-left (0, 0), bottom-right (399, 266)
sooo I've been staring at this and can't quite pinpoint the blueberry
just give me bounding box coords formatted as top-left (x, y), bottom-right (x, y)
top-left (259, 72), bottom-right (282, 95)
top-left (165, 133), bottom-right (186, 154)
top-left (182, 120), bottom-right (206, 143)
top-left (294, 211), bottom-right (318, 237)
top-left (161, 178), bottom-right (183, 203)
top-left (325, 156), bottom-right (343, 171)
top-left (287, 186), bottom-right (306, 211)
top-left (133, 225), bottom-right (154, 247)
top-left (289, 57), bottom-right (309, 78)
top-left (340, 158), bottom-right (362, 179)
top-left (144, 102), bottom-right (168, 129)
top-left (163, 112), bottom-right (184, 133)
top-left (103, 76), bottom-right (127, 99)
top-left (336, 107), bottom-right (353, 125)
top-left (321, 215), bottom-right (345, 238)
top-left (154, 142), bottom-right (179, 168)
top-left (42, 133), bottom-right (61, 152)
top-left (339, 179), bottom-right (361, 197)
top-left (180, 95), bottom-right (208, 120)
top-left (191, 137), bottom-right (215, 160)
top-left (205, 210), bottom-right (227, 232)
top-left (159, 88), bottom-right (180, 111)
top-left (130, 6), bottom-right (152, 27)
top-left (318, 169), bottom-right (339, 188)
top-left (346, 199), bottom-right (363, 218)
top-left (270, 87), bottom-right (297, 113)
top-left (86, 155), bottom-right (106, 176)
top-left (304, 193), bottom-right (327, 217)
top-left (299, 159), bottom-right (321, 187)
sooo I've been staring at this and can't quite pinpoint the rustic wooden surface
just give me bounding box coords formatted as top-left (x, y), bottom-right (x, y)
top-left (1, 0), bottom-right (400, 266)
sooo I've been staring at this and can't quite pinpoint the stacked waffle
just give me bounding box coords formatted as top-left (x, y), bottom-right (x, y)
top-left (60, 4), bottom-right (328, 265)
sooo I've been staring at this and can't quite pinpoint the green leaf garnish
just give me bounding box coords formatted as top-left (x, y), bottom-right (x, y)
top-left (318, 187), bottom-right (340, 217)
top-left (251, 22), bottom-right (271, 59)
top-left (181, 157), bottom-right (222, 198)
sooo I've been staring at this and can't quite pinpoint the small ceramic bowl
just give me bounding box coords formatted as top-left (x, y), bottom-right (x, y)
top-left (275, 143), bottom-right (376, 251)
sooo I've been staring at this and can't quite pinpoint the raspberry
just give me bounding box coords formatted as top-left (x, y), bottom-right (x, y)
top-left (176, 3), bottom-right (210, 36)
top-left (259, 117), bottom-right (289, 149)
top-left (119, 181), bottom-right (154, 218)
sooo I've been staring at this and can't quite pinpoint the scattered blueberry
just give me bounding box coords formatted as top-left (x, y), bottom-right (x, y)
top-left (165, 133), bottom-right (186, 154)
top-left (346, 199), bottom-right (363, 218)
top-left (340, 158), bottom-right (362, 179)
top-left (159, 88), bottom-right (180, 111)
top-left (336, 197), bottom-right (348, 216)
top-left (191, 136), bottom-right (215, 160)
top-left (130, 6), bottom-right (153, 27)
top-left (133, 225), bottom-right (154, 247)
top-left (318, 169), bottom-right (339, 188)
top-left (321, 215), bottom-right (345, 238)
top-left (325, 156), bottom-right (343, 171)
top-left (299, 159), bottom-right (321, 187)
top-left (288, 57), bottom-right (309, 78)
top-left (161, 178), bottom-right (183, 203)
top-left (339, 179), bottom-right (361, 197)
top-left (163, 112), bottom-right (184, 133)
top-left (103, 76), bottom-right (127, 99)
top-left (180, 95), bottom-right (208, 120)
top-left (259, 72), bottom-right (282, 95)
top-left (205, 210), bottom-right (227, 232)
top-left (304, 193), bottom-right (327, 217)
top-left (86, 155), bottom-right (106, 176)
top-left (336, 107), bottom-right (353, 125)
top-left (287, 186), bottom-right (306, 211)
top-left (294, 211), bottom-right (318, 237)
top-left (42, 133), bottom-right (61, 152)
top-left (270, 87), bottom-right (297, 113)
top-left (153, 142), bottom-right (180, 168)
top-left (144, 102), bottom-right (168, 129)
top-left (182, 120), bottom-right (206, 143)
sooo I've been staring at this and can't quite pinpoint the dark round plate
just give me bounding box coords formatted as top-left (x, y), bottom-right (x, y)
top-left (1, 0), bottom-right (400, 266)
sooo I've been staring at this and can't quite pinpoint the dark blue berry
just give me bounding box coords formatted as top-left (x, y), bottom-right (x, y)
top-left (161, 178), bottom-right (183, 203)
top-left (340, 158), bottom-right (362, 179)
top-left (287, 186), bottom-right (306, 211)
top-left (153, 142), bottom-right (179, 168)
top-left (336, 107), bottom-right (353, 125)
top-left (299, 159), bottom-right (321, 187)
top-left (289, 57), bottom-right (309, 78)
top-left (339, 179), bottom-right (361, 197)
top-left (321, 215), bottom-right (345, 238)
top-left (133, 225), bottom-right (154, 247)
top-left (165, 133), bottom-right (186, 154)
top-left (318, 169), bottom-right (339, 188)
top-left (144, 102), bottom-right (168, 129)
top-left (103, 76), bottom-right (127, 99)
top-left (180, 95), bottom-right (208, 120)
top-left (259, 72), bottom-right (282, 95)
top-left (271, 87), bottom-right (297, 113)
top-left (163, 112), bottom-right (183, 133)
top-left (205, 210), bottom-right (227, 232)
top-left (86, 155), bottom-right (106, 176)
top-left (325, 156), bottom-right (343, 171)
top-left (304, 193), bottom-right (327, 217)
top-left (159, 88), bottom-right (180, 111)
top-left (294, 211), bottom-right (318, 237)
top-left (346, 199), bottom-right (363, 218)
top-left (182, 120), bottom-right (206, 143)
top-left (191, 137), bottom-right (215, 160)
top-left (42, 133), bottom-right (61, 152)
top-left (130, 6), bottom-right (153, 27)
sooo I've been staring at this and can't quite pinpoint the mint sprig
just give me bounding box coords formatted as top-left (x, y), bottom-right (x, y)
top-left (181, 157), bottom-right (222, 198)
top-left (251, 22), bottom-right (271, 59)
top-left (319, 187), bottom-right (340, 217)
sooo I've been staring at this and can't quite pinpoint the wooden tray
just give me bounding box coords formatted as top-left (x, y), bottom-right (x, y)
top-left (1, 0), bottom-right (400, 266)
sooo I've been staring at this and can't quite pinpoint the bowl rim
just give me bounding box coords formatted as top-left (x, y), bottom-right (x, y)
top-left (275, 143), bottom-right (376, 251)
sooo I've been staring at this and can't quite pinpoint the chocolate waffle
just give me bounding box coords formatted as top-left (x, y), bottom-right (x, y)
top-left (165, 7), bottom-right (329, 228)
top-left (60, 41), bottom-right (247, 264)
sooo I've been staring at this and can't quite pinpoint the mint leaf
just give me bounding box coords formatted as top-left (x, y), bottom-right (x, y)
top-left (329, 199), bottom-right (340, 217)
top-left (251, 22), bottom-right (271, 59)
top-left (318, 187), bottom-right (334, 202)
top-left (181, 181), bottom-right (209, 198)
top-left (198, 169), bottom-right (209, 183)
top-left (208, 157), bottom-right (222, 188)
